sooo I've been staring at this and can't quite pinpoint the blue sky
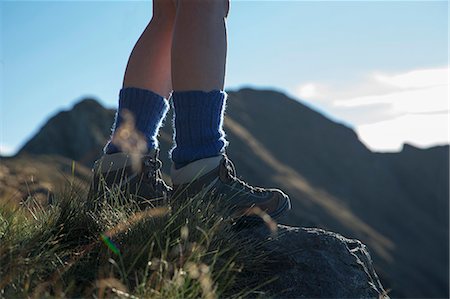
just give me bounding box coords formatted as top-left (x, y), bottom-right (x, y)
top-left (1, 0), bottom-right (448, 155)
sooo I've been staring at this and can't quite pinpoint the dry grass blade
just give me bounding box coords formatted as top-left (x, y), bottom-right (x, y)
top-left (110, 109), bottom-right (147, 172)
top-left (244, 206), bottom-right (278, 235)
top-left (104, 207), bottom-right (169, 238)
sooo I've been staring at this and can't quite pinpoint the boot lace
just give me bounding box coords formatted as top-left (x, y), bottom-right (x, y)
top-left (142, 150), bottom-right (166, 192)
top-left (224, 157), bottom-right (266, 194)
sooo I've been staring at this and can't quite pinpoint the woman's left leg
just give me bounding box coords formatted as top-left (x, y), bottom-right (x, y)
top-left (169, 0), bottom-right (291, 220)
top-left (170, 0), bottom-right (229, 168)
top-left (171, 0), bottom-right (228, 92)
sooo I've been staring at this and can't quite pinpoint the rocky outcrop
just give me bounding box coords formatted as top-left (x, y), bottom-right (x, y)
top-left (243, 225), bottom-right (388, 298)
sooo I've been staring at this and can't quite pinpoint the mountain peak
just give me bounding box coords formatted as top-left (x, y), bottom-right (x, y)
top-left (401, 143), bottom-right (420, 152)
top-left (72, 98), bottom-right (104, 111)
top-left (18, 97), bottom-right (116, 166)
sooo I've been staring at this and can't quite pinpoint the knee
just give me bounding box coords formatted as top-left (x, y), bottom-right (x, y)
top-left (175, 0), bottom-right (230, 19)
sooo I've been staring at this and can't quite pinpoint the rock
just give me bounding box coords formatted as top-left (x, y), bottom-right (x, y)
top-left (240, 225), bottom-right (388, 298)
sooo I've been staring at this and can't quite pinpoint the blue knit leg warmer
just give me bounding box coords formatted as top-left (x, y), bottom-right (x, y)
top-left (105, 87), bottom-right (169, 154)
top-left (170, 90), bottom-right (228, 169)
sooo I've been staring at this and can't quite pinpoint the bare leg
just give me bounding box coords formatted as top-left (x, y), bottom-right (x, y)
top-left (171, 0), bottom-right (229, 92)
top-left (123, 0), bottom-right (176, 98)
top-left (169, 1), bottom-right (291, 220)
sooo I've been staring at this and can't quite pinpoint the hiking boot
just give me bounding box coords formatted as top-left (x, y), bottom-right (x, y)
top-left (171, 154), bottom-right (291, 220)
top-left (88, 149), bottom-right (171, 209)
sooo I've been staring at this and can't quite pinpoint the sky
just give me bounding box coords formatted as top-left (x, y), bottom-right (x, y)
top-left (1, 0), bottom-right (448, 156)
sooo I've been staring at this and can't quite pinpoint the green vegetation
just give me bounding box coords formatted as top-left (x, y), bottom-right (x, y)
top-left (0, 182), bottom-right (276, 298)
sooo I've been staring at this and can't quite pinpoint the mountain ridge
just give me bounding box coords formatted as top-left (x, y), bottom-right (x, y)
top-left (12, 87), bottom-right (450, 297)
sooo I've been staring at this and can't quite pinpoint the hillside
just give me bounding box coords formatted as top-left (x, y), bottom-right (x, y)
top-left (12, 88), bottom-right (450, 297)
top-left (19, 99), bottom-right (116, 167)
top-left (0, 155), bottom-right (91, 207)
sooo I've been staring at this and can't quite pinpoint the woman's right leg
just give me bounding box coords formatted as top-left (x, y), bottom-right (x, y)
top-left (91, 1), bottom-right (176, 206)
top-left (123, 0), bottom-right (176, 98)
top-left (105, 0), bottom-right (176, 154)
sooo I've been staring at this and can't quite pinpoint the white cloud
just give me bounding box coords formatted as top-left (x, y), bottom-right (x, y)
top-left (0, 144), bottom-right (16, 156)
top-left (373, 68), bottom-right (448, 89)
top-left (294, 67), bottom-right (449, 151)
top-left (335, 84), bottom-right (448, 114)
top-left (357, 113), bottom-right (449, 151)
top-left (296, 82), bottom-right (318, 99)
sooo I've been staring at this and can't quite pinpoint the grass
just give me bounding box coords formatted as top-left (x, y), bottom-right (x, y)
top-left (0, 178), bottom-right (279, 298)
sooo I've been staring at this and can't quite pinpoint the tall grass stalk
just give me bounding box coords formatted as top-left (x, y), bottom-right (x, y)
top-left (0, 180), bottom-right (278, 298)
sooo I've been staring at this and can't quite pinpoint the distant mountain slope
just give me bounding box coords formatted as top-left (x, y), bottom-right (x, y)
top-left (16, 88), bottom-right (449, 298)
top-left (0, 154), bottom-right (91, 207)
top-left (19, 99), bottom-right (116, 167)
top-left (218, 89), bottom-right (449, 297)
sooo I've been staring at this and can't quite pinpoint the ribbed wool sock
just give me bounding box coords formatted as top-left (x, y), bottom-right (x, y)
top-left (170, 90), bottom-right (228, 169)
top-left (105, 87), bottom-right (169, 154)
